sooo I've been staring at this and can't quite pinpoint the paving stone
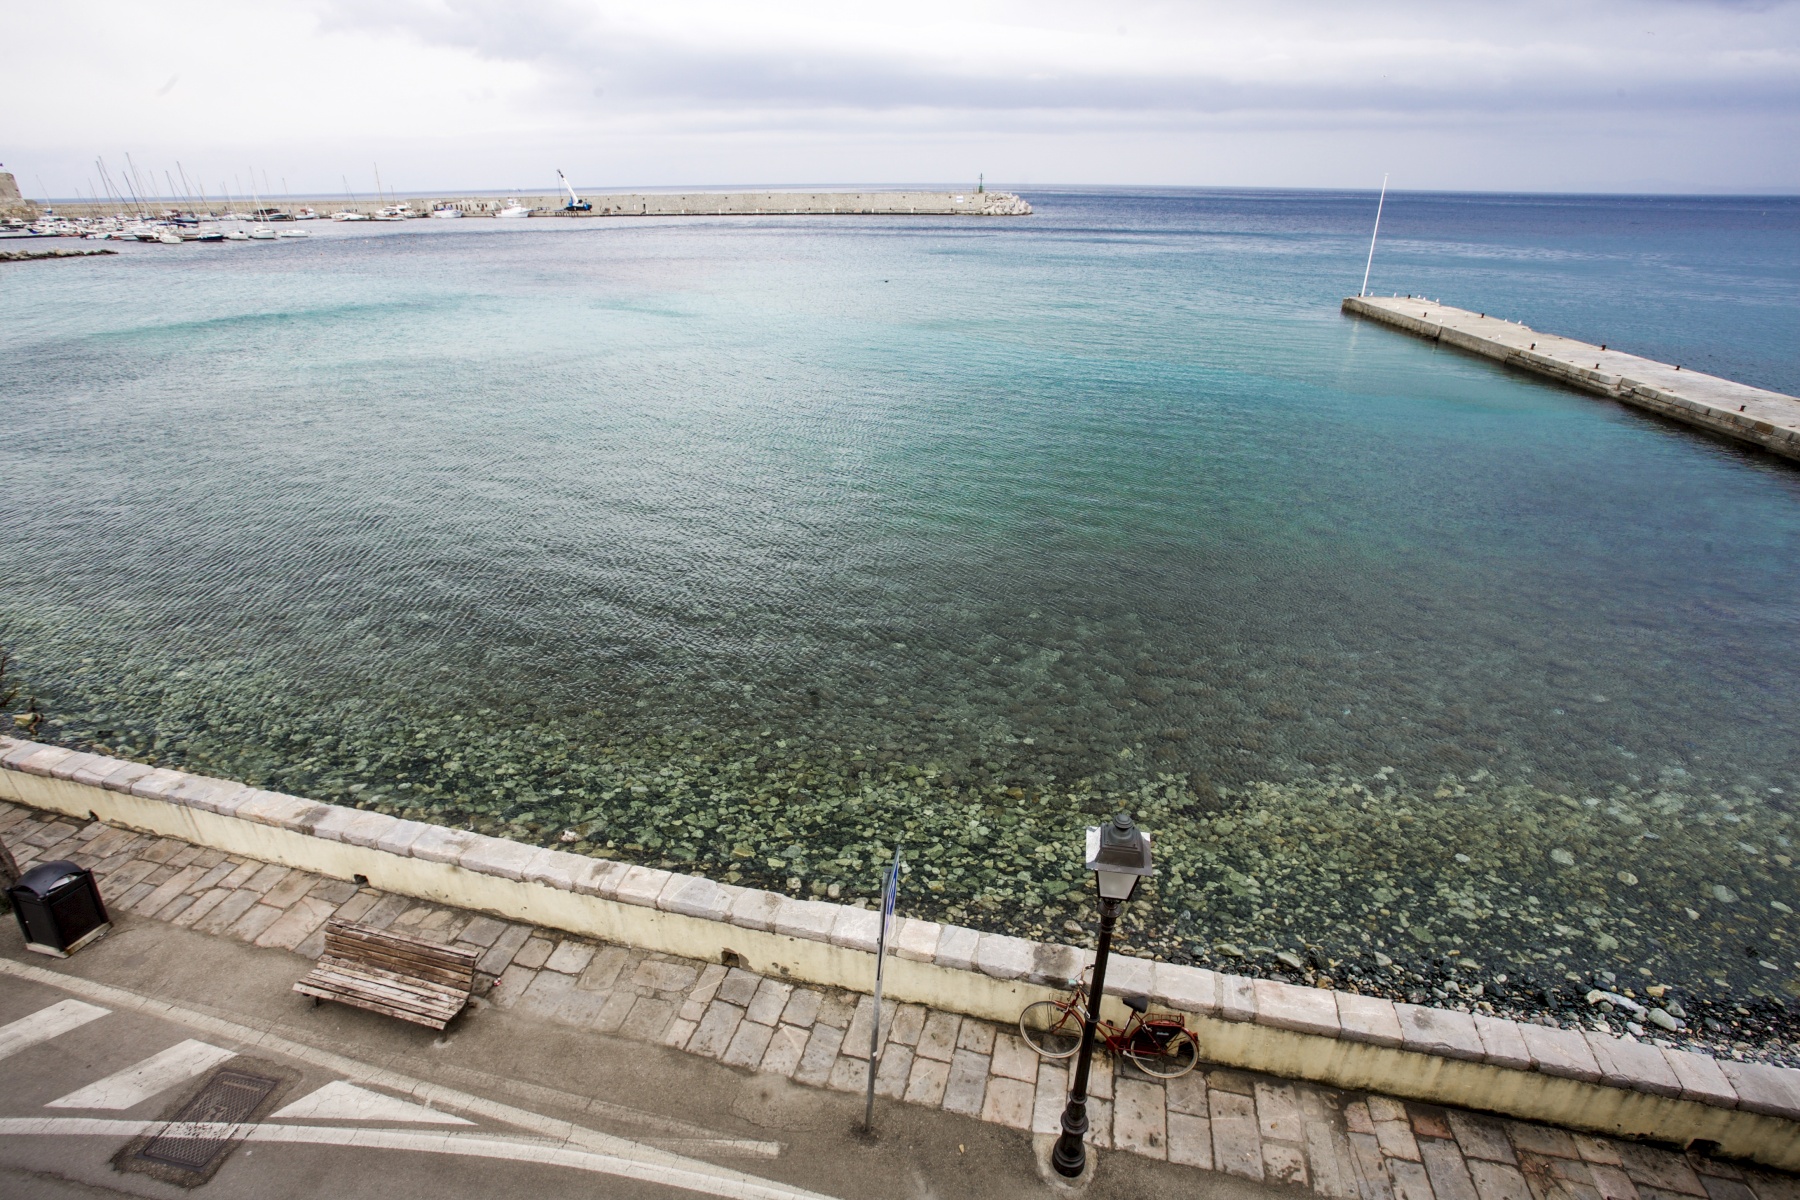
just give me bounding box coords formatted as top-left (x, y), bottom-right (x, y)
top-left (888, 1003), bottom-right (926, 1046)
top-left (1221, 973), bottom-right (1258, 1022)
top-left (256, 896), bottom-right (336, 950)
top-left (1339, 992), bottom-right (1405, 1047)
top-left (295, 924), bottom-right (331, 960)
top-left (544, 941), bottom-right (597, 975)
top-left (165, 845), bottom-right (205, 870)
top-left (722, 1017), bottom-right (777, 1068)
top-left (1447, 1111), bottom-right (1516, 1164)
top-left (1572, 1138), bottom-right (1623, 1167)
top-left (1087, 1050), bottom-right (1114, 1101)
top-left (1460, 1014), bottom-right (1529, 1070)
top-left (448, 915), bottom-right (505, 948)
top-left (219, 861), bottom-right (262, 890)
top-left (578, 946), bottom-right (630, 992)
top-left (1717, 1061), bottom-right (1800, 1122)
top-left (955, 1019), bottom-right (996, 1055)
top-left (514, 970), bottom-right (579, 1020)
top-left (228, 903), bottom-right (285, 943)
top-left (96, 858), bottom-right (158, 893)
top-left (1026, 941), bottom-right (1088, 988)
top-left (826, 1054), bottom-right (870, 1094)
top-left (780, 988), bottom-right (823, 1029)
top-left (1591, 1165), bottom-right (1641, 1200)
top-left (685, 963), bottom-right (728, 1006)
top-left (486, 964), bottom-right (536, 1009)
top-left (942, 1048), bottom-right (990, 1116)
top-left (904, 1056), bottom-right (950, 1107)
top-left (1166, 1070), bottom-right (1208, 1116)
top-left (1211, 1088), bottom-right (1265, 1181)
top-left (688, 1000), bottom-right (746, 1058)
top-left (1302, 1088), bottom-right (1362, 1199)
top-left (1257, 979), bottom-right (1342, 1037)
top-left (1114, 1077), bottom-right (1167, 1158)
top-left (262, 869), bottom-right (319, 910)
top-left (1170, 1111), bottom-right (1214, 1169)
top-left (990, 1032), bottom-right (1038, 1083)
top-left (1616, 1146), bottom-right (1705, 1197)
top-left (309, 879), bottom-right (359, 905)
top-left (1032, 1062), bottom-right (1069, 1136)
top-left (759, 1024), bottom-right (810, 1077)
top-left (193, 888), bottom-right (262, 935)
top-left (1104, 953), bottom-right (1154, 1003)
top-left (1588, 1034), bottom-right (1681, 1098)
top-left (512, 936), bottom-right (556, 970)
top-left (1351, 1131), bottom-right (1399, 1200)
top-left (1397, 1003), bottom-right (1485, 1062)
top-left (1660, 1049), bottom-right (1736, 1108)
top-left (1470, 1160), bottom-right (1535, 1200)
top-left (874, 1044), bottom-right (914, 1098)
top-left (843, 996), bottom-right (896, 1059)
top-left (715, 966), bottom-right (761, 1005)
top-left (477, 923), bottom-right (535, 975)
top-left (1519, 1024), bottom-right (1602, 1083)
top-left (794, 1023), bottom-right (846, 1088)
top-left (660, 874), bottom-right (731, 922)
top-left (172, 888), bottom-right (232, 929)
top-left (982, 1076), bottom-right (1036, 1131)
top-left (620, 996), bottom-right (675, 1042)
top-left (1085, 1097), bottom-right (1114, 1149)
top-left (662, 1019), bottom-right (698, 1050)
top-left (1256, 1079), bottom-right (1304, 1142)
top-left (1411, 1107), bottom-right (1455, 1141)
top-left (745, 979), bottom-right (792, 1026)
top-left (1422, 1138), bottom-right (1482, 1200)
top-left (242, 863), bottom-right (292, 896)
top-left (816, 991), bottom-right (857, 1030)
top-left (156, 895), bottom-right (196, 924)
top-left (1390, 1158), bottom-right (1437, 1200)
top-left (1266, 1140), bottom-right (1311, 1188)
top-left (590, 990), bottom-right (638, 1034)
top-left (1509, 1123), bottom-right (1579, 1159)
top-left (1375, 1111), bottom-right (1422, 1162)
top-left (135, 866), bottom-right (206, 917)
top-left (933, 925), bottom-right (980, 972)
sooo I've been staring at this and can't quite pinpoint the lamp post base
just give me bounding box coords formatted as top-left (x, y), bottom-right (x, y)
top-left (1051, 1115), bottom-right (1089, 1178)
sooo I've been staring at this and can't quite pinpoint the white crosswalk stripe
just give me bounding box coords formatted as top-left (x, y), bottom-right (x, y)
top-left (0, 1000), bottom-right (110, 1064)
top-left (46, 1039), bottom-right (236, 1111)
top-left (273, 1081), bottom-right (474, 1125)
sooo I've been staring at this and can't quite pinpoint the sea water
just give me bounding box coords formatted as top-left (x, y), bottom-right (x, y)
top-left (2, 190), bottom-right (1796, 1008)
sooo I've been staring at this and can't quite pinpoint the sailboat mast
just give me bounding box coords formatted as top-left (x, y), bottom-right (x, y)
top-left (1360, 174), bottom-right (1388, 298)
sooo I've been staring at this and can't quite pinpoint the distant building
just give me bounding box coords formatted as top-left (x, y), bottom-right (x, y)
top-left (0, 171), bottom-right (38, 218)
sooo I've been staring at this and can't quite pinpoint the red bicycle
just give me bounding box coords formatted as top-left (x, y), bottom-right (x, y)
top-left (1019, 972), bottom-right (1199, 1079)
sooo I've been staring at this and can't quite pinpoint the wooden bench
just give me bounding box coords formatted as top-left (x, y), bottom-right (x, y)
top-left (293, 919), bottom-right (480, 1030)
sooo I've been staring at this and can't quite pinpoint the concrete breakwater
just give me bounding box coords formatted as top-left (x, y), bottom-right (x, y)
top-left (41, 189), bottom-right (1032, 220)
top-left (1343, 296), bottom-right (1800, 463)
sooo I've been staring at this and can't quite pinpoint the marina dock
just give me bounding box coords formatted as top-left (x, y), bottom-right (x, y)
top-left (1343, 295), bottom-right (1800, 462)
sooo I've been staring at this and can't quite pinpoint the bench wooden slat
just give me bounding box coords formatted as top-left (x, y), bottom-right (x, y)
top-left (295, 919), bottom-right (479, 1030)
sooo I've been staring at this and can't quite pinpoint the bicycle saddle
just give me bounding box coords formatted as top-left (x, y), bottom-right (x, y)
top-left (1123, 994), bottom-right (1149, 1014)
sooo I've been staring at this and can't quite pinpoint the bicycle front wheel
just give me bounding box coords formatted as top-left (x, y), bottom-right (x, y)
top-left (1124, 1028), bottom-right (1199, 1079)
top-left (1019, 1000), bottom-right (1083, 1059)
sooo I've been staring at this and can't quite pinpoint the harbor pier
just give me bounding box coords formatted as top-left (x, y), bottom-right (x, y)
top-left (1343, 296), bottom-right (1800, 462)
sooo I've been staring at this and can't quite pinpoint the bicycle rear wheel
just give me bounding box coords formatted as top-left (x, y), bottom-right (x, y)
top-left (1124, 1027), bottom-right (1199, 1078)
top-left (1019, 1000), bottom-right (1083, 1059)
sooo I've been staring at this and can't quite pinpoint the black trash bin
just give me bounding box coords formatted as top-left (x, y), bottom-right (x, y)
top-left (9, 860), bottom-right (110, 958)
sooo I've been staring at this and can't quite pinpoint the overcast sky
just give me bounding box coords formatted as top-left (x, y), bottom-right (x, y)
top-left (6, 0), bottom-right (1798, 198)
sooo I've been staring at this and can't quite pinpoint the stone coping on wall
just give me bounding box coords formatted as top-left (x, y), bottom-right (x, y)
top-left (3, 736), bottom-right (1799, 1162)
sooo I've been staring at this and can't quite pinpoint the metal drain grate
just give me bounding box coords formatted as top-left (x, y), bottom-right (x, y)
top-left (138, 1069), bottom-right (278, 1172)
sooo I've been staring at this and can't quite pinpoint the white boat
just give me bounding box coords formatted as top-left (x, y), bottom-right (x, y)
top-left (155, 229), bottom-right (183, 245)
top-left (277, 227), bottom-right (310, 238)
top-left (431, 205), bottom-right (463, 219)
top-left (495, 200), bottom-right (530, 219)
top-left (331, 210), bottom-right (368, 222)
top-left (373, 203), bottom-right (412, 221)
top-left (249, 226), bottom-right (278, 240)
top-left (293, 207), bottom-right (319, 220)
top-left (223, 229), bottom-right (251, 241)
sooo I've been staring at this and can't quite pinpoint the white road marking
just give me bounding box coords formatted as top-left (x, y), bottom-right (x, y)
top-left (0, 1119), bottom-right (834, 1200)
top-left (46, 1039), bottom-right (236, 1110)
top-left (0, 1000), bottom-right (109, 1063)
top-left (273, 1081), bottom-right (474, 1125)
top-left (0, 960), bottom-right (787, 1181)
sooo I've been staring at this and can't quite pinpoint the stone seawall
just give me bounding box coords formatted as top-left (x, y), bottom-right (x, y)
top-left (2, 735), bottom-right (1797, 1167)
top-left (1343, 296), bottom-right (1800, 463)
top-left (40, 190), bottom-right (1032, 220)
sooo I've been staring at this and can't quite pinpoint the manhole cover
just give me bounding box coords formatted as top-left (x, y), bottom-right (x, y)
top-left (137, 1069), bottom-right (279, 1172)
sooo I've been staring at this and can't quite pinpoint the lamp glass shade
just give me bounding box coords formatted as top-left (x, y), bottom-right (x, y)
top-left (1083, 816), bottom-right (1154, 902)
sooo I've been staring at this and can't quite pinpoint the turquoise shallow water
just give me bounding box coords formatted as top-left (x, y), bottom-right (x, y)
top-left (2, 190), bottom-right (1797, 1020)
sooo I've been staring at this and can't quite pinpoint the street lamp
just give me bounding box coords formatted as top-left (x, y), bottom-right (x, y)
top-left (1052, 812), bottom-right (1154, 1179)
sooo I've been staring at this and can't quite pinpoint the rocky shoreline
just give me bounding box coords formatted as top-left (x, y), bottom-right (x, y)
top-left (0, 245), bottom-right (116, 262)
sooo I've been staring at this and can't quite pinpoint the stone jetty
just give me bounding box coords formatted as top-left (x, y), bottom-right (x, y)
top-left (1343, 295), bottom-right (1800, 462)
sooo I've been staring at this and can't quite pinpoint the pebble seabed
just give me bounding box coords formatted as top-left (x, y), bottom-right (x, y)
top-left (4, 644), bottom-right (1795, 1068)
